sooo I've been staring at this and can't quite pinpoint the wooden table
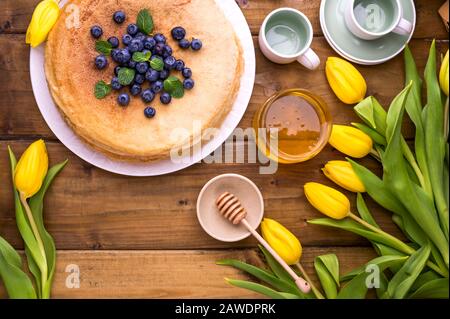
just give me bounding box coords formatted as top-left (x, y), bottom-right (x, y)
top-left (0, 0), bottom-right (448, 298)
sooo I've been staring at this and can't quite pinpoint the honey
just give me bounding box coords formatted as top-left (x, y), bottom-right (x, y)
top-left (253, 89), bottom-right (332, 164)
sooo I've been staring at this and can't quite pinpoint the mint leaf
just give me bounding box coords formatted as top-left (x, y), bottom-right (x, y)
top-left (94, 81), bottom-right (111, 99)
top-left (164, 76), bottom-right (184, 99)
top-left (150, 57), bottom-right (164, 71)
top-left (118, 68), bottom-right (136, 86)
top-left (137, 9), bottom-right (154, 35)
top-left (133, 51), bottom-right (151, 62)
top-left (95, 40), bottom-right (112, 55)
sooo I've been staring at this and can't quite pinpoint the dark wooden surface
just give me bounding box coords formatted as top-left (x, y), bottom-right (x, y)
top-left (0, 0), bottom-right (448, 298)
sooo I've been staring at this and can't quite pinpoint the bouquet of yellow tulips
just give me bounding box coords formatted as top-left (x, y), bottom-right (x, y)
top-left (0, 140), bottom-right (67, 299)
top-left (220, 42), bottom-right (449, 299)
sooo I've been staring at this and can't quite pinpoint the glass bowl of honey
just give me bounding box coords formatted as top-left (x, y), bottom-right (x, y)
top-left (253, 89), bottom-right (332, 164)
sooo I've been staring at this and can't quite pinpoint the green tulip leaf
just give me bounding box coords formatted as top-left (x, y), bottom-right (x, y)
top-left (384, 243), bottom-right (431, 299)
top-left (356, 193), bottom-right (379, 228)
top-left (352, 123), bottom-right (387, 146)
top-left (408, 278), bottom-right (449, 299)
top-left (217, 259), bottom-right (304, 297)
top-left (259, 245), bottom-right (293, 284)
top-left (225, 278), bottom-right (303, 299)
top-left (314, 254), bottom-right (340, 299)
top-left (354, 96), bottom-right (387, 135)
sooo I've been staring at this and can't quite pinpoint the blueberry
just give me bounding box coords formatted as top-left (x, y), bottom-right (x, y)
top-left (160, 92), bottom-right (172, 104)
top-left (122, 34), bottom-right (133, 46)
top-left (118, 93), bottom-right (130, 106)
top-left (164, 45), bottom-right (173, 56)
top-left (134, 73), bottom-right (145, 84)
top-left (159, 69), bottom-right (169, 80)
top-left (113, 11), bottom-right (126, 24)
top-left (171, 26), bottom-right (186, 41)
top-left (136, 62), bottom-right (149, 74)
top-left (151, 80), bottom-right (164, 93)
top-left (141, 89), bottom-right (155, 103)
top-left (144, 37), bottom-right (156, 50)
top-left (107, 36), bottom-right (119, 48)
top-left (90, 25), bottom-right (103, 39)
top-left (117, 49), bottom-right (131, 64)
top-left (128, 60), bottom-right (137, 68)
top-left (183, 78), bottom-right (195, 90)
top-left (182, 67), bottom-right (192, 78)
top-left (145, 69), bottom-right (160, 82)
top-left (130, 84), bottom-right (142, 96)
top-left (153, 42), bottom-right (165, 56)
top-left (164, 56), bottom-right (176, 69)
top-left (127, 24), bottom-right (139, 36)
top-left (111, 77), bottom-right (122, 90)
top-left (179, 38), bottom-right (190, 49)
top-left (128, 38), bottom-right (144, 53)
top-left (144, 106), bottom-right (156, 118)
top-left (154, 33), bottom-right (166, 44)
top-left (134, 32), bottom-right (146, 41)
top-left (174, 59), bottom-right (185, 71)
top-left (191, 38), bottom-right (203, 51)
top-left (114, 66), bottom-right (122, 76)
top-left (94, 55), bottom-right (108, 69)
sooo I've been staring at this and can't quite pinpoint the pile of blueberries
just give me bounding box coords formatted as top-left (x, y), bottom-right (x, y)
top-left (91, 10), bottom-right (202, 118)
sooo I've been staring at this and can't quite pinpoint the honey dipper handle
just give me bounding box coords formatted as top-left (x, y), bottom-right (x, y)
top-left (240, 219), bottom-right (311, 294)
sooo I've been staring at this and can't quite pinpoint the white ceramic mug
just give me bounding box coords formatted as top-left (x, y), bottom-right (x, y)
top-left (345, 0), bottom-right (413, 40)
top-left (259, 8), bottom-right (320, 70)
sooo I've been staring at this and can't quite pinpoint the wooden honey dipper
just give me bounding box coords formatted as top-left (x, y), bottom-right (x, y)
top-left (216, 192), bottom-right (311, 294)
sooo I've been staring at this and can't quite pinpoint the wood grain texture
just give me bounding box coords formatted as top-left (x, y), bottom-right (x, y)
top-left (0, 35), bottom-right (448, 139)
top-left (0, 140), bottom-right (407, 250)
top-left (0, 248), bottom-right (376, 298)
top-left (0, 0), bottom-right (447, 38)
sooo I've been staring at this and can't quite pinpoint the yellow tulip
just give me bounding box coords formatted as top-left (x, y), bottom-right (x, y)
top-left (26, 0), bottom-right (60, 48)
top-left (329, 125), bottom-right (372, 158)
top-left (14, 140), bottom-right (49, 199)
top-left (322, 160), bottom-right (366, 193)
top-left (261, 218), bottom-right (302, 265)
top-left (440, 50), bottom-right (449, 96)
top-left (326, 57), bottom-right (367, 104)
top-left (304, 182), bottom-right (350, 220)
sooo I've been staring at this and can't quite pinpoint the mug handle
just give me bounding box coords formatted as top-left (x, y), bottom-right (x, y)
top-left (297, 48), bottom-right (320, 70)
top-left (392, 18), bottom-right (413, 36)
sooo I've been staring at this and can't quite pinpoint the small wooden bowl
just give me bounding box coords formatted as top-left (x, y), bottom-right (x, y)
top-left (196, 174), bottom-right (264, 242)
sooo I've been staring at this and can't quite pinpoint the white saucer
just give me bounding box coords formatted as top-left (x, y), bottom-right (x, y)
top-left (320, 0), bottom-right (416, 65)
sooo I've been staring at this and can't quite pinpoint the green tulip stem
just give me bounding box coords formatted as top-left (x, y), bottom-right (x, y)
top-left (348, 212), bottom-right (447, 277)
top-left (294, 263), bottom-right (325, 299)
top-left (400, 138), bottom-right (430, 195)
top-left (19, 192), bottom-right (48, 297)
top-left (369, 148), bottom-right (381, 162)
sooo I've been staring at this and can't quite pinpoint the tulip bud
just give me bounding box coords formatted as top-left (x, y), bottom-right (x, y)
top-left (329, 125), bottom-right (373, 158)
top-left (326, 57), bottom-right (367, 104)
top-left (14, 140), bottom-right (49, 199)
top-left (304, 182), bottom-right (350, 220)
top-left (322, 160), bottom-right (366, 193)
top-left (261, 218), bottom-right (302, 265)
top-left (440, 50), bottom-right (449, 96)
top-left (26, 0), bottom-right (60, 48)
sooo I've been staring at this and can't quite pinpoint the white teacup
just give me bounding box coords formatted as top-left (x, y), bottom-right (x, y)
top-left (259, 8), bottom-right (320, 70)
top-left (345, 0), bottom-right (413, 40)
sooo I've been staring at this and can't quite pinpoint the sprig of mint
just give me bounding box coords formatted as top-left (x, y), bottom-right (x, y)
top-left (118, 67), bottom-right (136, 86)
top-left (137, 9), bottom-right (154, 35)
top-left (150, 57), bottom-right (164, 71)
top-left (164, 76), bottom-right (184, 98)
top-left (133, 51), bottom-right (152, 62)
top-left (95, 80), bottom-right (112, 99)
top-left (95, 40), bottom-right (113, 55)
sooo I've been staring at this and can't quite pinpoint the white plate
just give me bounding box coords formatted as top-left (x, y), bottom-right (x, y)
top-left (30, 0), bottom-right (256, 176)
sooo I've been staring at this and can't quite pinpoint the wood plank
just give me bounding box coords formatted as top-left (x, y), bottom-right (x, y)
top-left (0, 140), bottom-right (406, 250)
top-left (0, 0), bottom-right (447, 39)
top-left (0, 35), bottom-right (447, 138)
top-left (0, 247), bottom-right (376, 298)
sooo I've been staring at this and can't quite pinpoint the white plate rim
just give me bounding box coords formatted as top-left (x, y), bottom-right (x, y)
top-left (29, 0), bottom-right (256, 176)
top-left (319, 0), bottom-right (416, 65)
